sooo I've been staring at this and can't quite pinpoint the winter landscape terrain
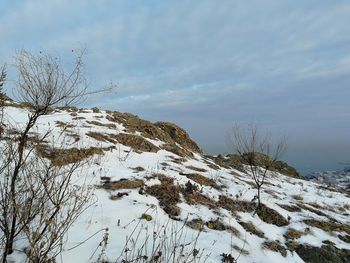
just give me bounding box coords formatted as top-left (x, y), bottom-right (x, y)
top-left (1, 101), bottom-right (350, 263)
top-left (307, 167), bottom-right (350, 191)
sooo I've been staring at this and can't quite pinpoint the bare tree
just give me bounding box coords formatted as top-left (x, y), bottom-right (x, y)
top-left (0, 50), bottom-right (100, 262)
top-left (230, 123), bottom-right (285, 209)
top-left (0, 64), bottom-right (6, 125)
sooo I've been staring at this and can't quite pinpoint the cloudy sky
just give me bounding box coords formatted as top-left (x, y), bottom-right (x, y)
top-left (1, 0), bottom-right (350, 174)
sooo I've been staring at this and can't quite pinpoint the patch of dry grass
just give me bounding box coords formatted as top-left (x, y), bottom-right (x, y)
top-left (99, 178), bottom-right (144, 191)
top-left (283, 228), bottom-right (304, 240)
top-left (292, 194), bottom-right (303, 201)
top-left (86, 120), bottom-right (116, 129)
top-left (37, 146), bottom-right (109, 166)
top-left (145, 175), bottom-right (181, 217)
top-left (278, 204), bottom-right (302, 212)
top-left (218, 196), bottom-right (289, 226)
top-left (238, 221), bottom-right (265, 238)
top-left (262, 240), bottom-right (287, 257)
top-left (180, 172), bottom-right (221, 189)
top-left (303, 219), bottom-right (350, 235)
top-left (185, 165), bottom-right (207, 172)
top-left (55, 120), bottom-right (75, 129)
top-left (182, 181), bottom-right (217, 209)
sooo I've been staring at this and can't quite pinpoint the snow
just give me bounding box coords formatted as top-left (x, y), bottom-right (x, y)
top-left (1, 105), bottom-right (350, 263)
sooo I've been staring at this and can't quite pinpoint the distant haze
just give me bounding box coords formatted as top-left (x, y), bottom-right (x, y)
top-left (1, 1), bottom-right (350, 175)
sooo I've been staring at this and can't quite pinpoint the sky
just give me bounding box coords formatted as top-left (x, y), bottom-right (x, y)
top-left (1, 0), bottom-right (350, 175)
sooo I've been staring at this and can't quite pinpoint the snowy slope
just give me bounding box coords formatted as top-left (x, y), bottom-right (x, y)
top-left (2, 105), bottom-right (350, 263)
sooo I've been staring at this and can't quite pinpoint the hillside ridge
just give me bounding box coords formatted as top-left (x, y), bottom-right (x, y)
top-left (1, 103), bottom-right (350, 263)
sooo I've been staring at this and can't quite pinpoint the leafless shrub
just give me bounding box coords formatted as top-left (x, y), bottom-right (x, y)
top-left (116, 218), bottom-right (209, 263)
top-left (229, 123), bottom-right (285, 209)
top-left (0, 50), bottom-right (107, 262)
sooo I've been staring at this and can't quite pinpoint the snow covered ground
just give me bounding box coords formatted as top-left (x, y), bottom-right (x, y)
top-left (2, 105), bottom-right (350, 263)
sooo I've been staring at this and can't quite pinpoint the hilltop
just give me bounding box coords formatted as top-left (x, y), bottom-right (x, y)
top-left (1, 102), bottom-right (350, 263)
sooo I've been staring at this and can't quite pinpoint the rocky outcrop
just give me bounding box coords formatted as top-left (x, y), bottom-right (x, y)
top-left (105, 111), bottom-right (202, 156)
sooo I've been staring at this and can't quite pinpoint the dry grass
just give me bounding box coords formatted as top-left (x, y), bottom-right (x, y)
top-left (285, 241), bottom-right (300, 251)
top-left (278, 204), bottom-right (302, 212)
top-left (72, 116), bottom-right (85, 120)
top-left (37, 146), bottom-right (108, 166)
top-left (169, 156), bottom-right (187, 164)
top-left (145, 175), bottom-right (181, 217)
top-left (303, 219), bottom-right (350, 234)
top-left (297, 203), bottom-right (328, 217)
top-left (338, 234), bottom-right (350, 243)
top-left (113, 133), bottom-right (160, 153)
top-left (131, 166), bottom-right (145, 173)
top-left (232, 244), bottom-right (249, 256)
top-left (238, 221), bottom-right (265, 238)
top-left (55, 120), bottom-right (75, 129)
top-left (99, 178), bottom-right (144, 191)
top-left (180, 172), bottom-right (221, 190)
top-left (182, 185), bottom-right (217, 209)
top-left (218, 196), bottom-right (289, 226)
top-left (206, 219), bottom-right (240, 236)
top-left (262, 240), bottom-right (287, 257)
top-left (218, 196), bottom-right (255, 214)
top-left (86, 120), bottom-right (116, 129)
top-left (292, 194), bottom-right (303, 201)
top-left (256, 205), bottom-right (289, 227)
top-left (185, 165), bottom-right (207, 172)
top-left (86, 131), bottom-right (117, 143)
top-left (110, 192), bottom-right (129, 200)
top-left (283, 228), bottom-right (303, 240)
top-left (186, 218), bottom-right (205, 231)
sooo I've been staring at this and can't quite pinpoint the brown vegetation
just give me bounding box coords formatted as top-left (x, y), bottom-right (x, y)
top-left (145, 175), bottom-right (181, 217)
top-left (37, 146), bottom-right (110, 166)
top-left (262, 240), bottom-right (287, 257)
top-left (99, 178), bottom-right (144, 191)
top-left (238, 221), bottom-right (265, 238)
top-left (303, 219), bottom-right (350, 234)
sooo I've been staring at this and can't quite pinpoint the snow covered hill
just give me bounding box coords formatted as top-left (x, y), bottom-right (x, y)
top-left (2, 104), bottom-right (350, 263)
